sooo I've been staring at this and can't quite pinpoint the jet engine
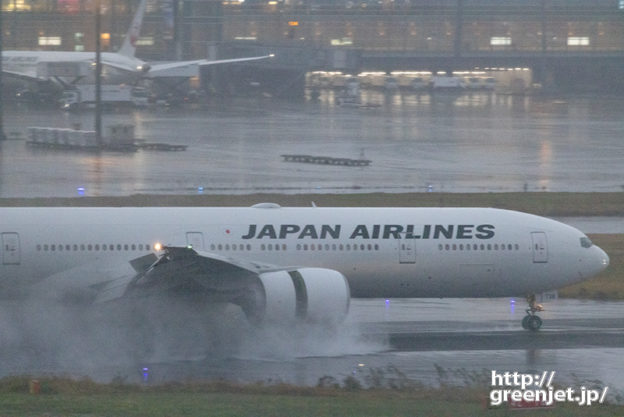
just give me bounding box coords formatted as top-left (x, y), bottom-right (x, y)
top-left (240, 268), bottom-right (350, 325)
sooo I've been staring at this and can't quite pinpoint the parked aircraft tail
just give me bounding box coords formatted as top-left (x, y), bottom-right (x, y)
top-left (117, 0), bottom-right (148, 58)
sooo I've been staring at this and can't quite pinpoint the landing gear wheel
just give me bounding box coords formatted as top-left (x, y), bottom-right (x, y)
top-left (522, 315), bottom-right (530, 329)
top-left (526, 315), bottom-right (543, 331)
top-left (522, 293), bottom-right (545, 331)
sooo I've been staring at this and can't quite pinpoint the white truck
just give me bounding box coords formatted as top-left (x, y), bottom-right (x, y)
top-left (431, 76), bottom-right (466, 90)
top-left (60, 84), bottom-right (149, 110)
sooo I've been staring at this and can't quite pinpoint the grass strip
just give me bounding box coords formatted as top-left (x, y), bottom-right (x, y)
top-left (0, 377), bottom-right (621, 417)
top-left (0, 192), bottom-right (623, 216)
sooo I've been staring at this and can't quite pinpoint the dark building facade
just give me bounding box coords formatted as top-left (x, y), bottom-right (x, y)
top-left (3, 0), bottom-right (624, 92)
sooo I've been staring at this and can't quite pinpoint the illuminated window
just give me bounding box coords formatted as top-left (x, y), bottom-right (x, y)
top-left (39, 36), bottom-right (62, 46)
top-left (567, 37), bottom-right (590, 46)
top-left (135, 37), bottom-right (154, 46)
top-left (490, 37), bottom-right (511, 46)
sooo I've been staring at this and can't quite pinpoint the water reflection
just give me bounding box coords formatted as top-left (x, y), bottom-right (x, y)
top-left (1, 92), bottom-right (623, 197)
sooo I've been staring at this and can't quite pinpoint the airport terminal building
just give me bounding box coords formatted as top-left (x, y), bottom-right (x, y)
top-left (2, 0), bottom-right (624, 94)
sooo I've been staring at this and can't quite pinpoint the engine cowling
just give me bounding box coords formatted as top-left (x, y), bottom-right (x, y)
top-left (242, 268), bottom-right (350, 325)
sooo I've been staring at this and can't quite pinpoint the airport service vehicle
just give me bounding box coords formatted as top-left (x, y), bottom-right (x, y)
top-left (0, 206), bottom-right (609, 331)
top-left (431, 76), bottom-right (466, 90)
top-left (60, 85), bottom-right (148, 110)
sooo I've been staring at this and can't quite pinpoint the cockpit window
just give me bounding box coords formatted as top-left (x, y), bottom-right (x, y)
top-left (580, 237), bottom-right (593, 248)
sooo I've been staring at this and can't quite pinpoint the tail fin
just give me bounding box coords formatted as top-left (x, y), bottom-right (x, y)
top-left (117, 0), bottom-right (148, 58)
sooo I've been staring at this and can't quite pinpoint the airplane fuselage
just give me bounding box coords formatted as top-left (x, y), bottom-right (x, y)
top-left (2, 50), bottom-right (146, 79)
top-left (0, 207), bottom-right (609, 299)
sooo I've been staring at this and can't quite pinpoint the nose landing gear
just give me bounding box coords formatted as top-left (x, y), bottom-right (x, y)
top-left (522, 294), bottom-right (544, 331)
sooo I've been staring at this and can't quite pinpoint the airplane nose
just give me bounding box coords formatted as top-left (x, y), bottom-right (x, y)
top-left (597, 246), bottom-right (610, 271)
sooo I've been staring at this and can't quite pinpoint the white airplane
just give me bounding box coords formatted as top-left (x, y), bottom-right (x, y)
top-left (0, 205), bottom-right (609, 331)
top-left (2, 0), bottom-right (272, 82)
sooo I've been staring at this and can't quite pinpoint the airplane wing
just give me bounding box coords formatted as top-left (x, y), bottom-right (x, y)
top-left (121, 246), bottom-right (281, 299)
top-left (34, 246), bottom-right (349, 324)
top-left (2, 69), bottom-right (46, 81)
top-left (145, 54), bottom-right (274, 78)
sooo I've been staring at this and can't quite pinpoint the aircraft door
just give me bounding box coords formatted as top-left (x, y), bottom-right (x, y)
top-left (186, 232), bottom-right (204, 251)
top-left (2, 232), bottom-right (21, 265)
top-left (398, 234), bottom-right (416, 264)
top-left (531, 232), bottom-right (548, 263)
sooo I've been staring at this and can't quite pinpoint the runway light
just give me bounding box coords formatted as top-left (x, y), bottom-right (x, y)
top-left (385, 299), bottom-right (390, 306)
top-left (197, 186), bottom-right (204, 194)
top-left (77, 187), bottom-right (85, 196)
top-left (142, 367), bottom-right (149, 382)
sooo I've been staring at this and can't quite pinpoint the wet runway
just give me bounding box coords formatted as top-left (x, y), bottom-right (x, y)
top-left (135, 298), bottom-right (624, 401)
top-left (1, 92), bottom-right (624, 197)
top-left (2, 297), bottom-right (621, 402)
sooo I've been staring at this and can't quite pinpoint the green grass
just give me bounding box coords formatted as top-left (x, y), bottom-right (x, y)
top-left (0, 377), bottom-right (621, 417)
top-left (1, 191), bottom-right (623, 216)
